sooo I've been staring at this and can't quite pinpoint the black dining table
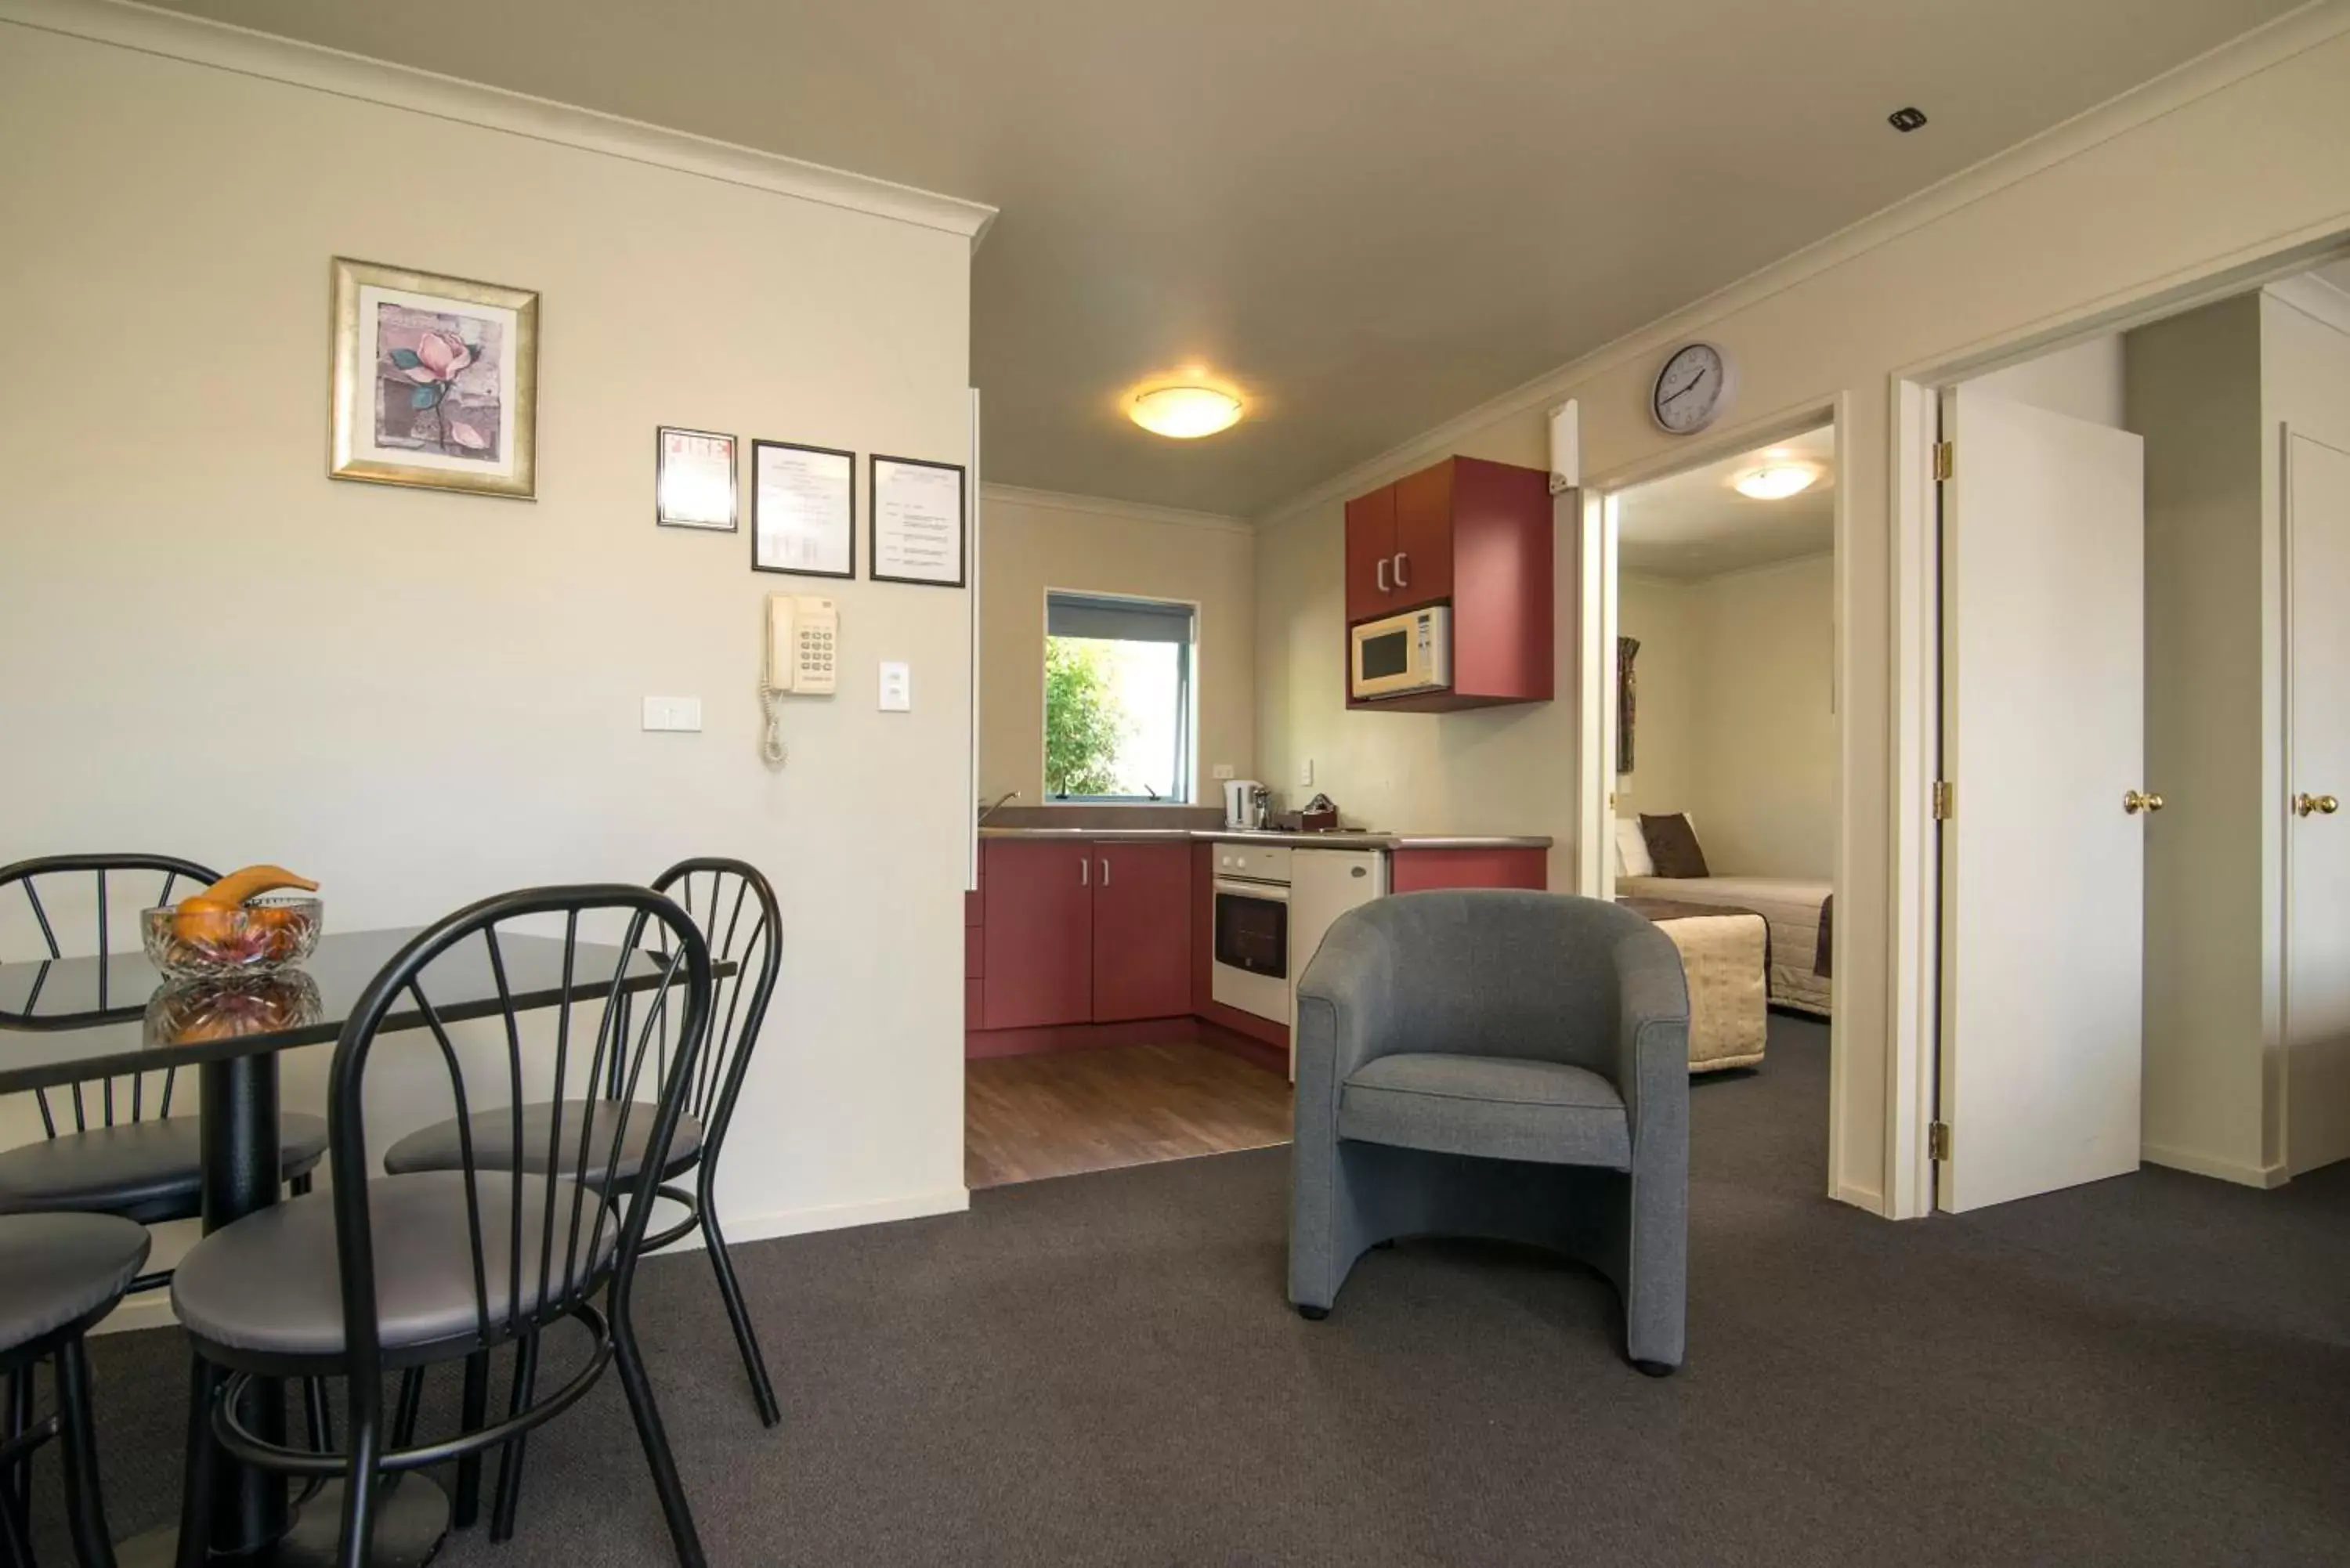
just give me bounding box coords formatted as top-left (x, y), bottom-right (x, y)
top-left (0, 927), bottom-right (719, 1567)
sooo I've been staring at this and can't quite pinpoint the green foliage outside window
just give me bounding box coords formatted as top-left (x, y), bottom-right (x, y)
top-left (1045, 638), bottom-right (1128, 797)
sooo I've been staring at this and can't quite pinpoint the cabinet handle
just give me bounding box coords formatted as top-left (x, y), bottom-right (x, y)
top-left (1101, 858), bottom-right (1111, 886)
top-left (1394, 552), bottom-right (1409, 587)
top-left (1079, 855), bottom-right (1088, 887)
top-left (1376, 557), bottom-right (1390, 593)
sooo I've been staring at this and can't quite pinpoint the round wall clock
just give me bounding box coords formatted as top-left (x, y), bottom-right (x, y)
top-left (1650, 341), bottom-right (1732, 435)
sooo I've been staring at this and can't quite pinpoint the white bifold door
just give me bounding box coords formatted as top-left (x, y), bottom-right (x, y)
top-left (1937, 386), bottom-right (2147, 1212)
top-left (2286, 432), bottom-right (2350, 1176)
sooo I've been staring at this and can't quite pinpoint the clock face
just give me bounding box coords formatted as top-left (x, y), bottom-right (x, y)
top-left (1652, 342), bottom-right (1729, 435)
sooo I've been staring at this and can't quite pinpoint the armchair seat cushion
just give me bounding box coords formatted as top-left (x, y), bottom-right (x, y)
top-left (1339, 1053), bottom-right (1632, 1169)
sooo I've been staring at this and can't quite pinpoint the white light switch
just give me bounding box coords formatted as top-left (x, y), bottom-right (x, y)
top-left (1212, 764), bottom-right (1235, 781)
top-left (1298, 757), bottom-right (1315, 789)
top-left (641, 696), bottom-right (703, 732)
top-left (878, 661), bottom-right (912, 712)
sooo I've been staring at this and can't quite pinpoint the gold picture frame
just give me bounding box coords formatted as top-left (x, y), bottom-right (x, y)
top-left (329, 258), bottom-right (539, 499)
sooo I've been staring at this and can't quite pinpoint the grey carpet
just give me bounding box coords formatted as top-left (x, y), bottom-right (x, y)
top-left (27, 1015), bottom-right (2350, 1564)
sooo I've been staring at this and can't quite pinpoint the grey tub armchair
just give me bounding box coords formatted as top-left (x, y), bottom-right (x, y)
top-left (1289, 890), bottom-right (1691, 1373)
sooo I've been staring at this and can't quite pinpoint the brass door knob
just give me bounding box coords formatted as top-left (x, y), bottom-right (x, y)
top-left (2294, 793), bottom-right (2341, 818)
top-left (2124, 790), bottom-right (2165, 815)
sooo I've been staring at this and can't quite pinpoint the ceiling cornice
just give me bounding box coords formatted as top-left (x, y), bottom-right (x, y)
top-left (2266, 271), bottom-right (2350, 337)
top-left (979, 483), bottom-right (1253, 537)
top-left (0, 0), bottom-right (1000, 248)
top-left (1254, 0), bottom-right (2350, 531)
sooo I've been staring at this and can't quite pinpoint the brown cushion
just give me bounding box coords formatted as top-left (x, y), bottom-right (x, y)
top-left (1640, 813), bottom-right (1710, 878)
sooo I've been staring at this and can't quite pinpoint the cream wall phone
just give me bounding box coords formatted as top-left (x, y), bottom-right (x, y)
top-left (761, 594), bottom-right (837, 763)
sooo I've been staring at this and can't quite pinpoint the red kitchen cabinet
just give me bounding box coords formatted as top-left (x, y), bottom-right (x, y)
top-left (980, 840), bottom-right (1094, 1030)
top-left (1090, 842), bottom-right (1193, 1022)
top-left (1390, 461), bottom-right (1457, 611)
top-left (1344, 455), bottom-right (1553, 712)
top-left (1344, 486), bottom-right (1399, 623)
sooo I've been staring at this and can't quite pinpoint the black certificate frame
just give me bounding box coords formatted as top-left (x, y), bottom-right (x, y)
top-left (868, 453), bottom-right (968, 589)
top-left (751, 439), bottom-right (858, 580)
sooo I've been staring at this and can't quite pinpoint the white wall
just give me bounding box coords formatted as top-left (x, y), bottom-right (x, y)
top-left (2128, 294), bottom-right (2271, 1184)
top-left (1256, 8), bottom-right (2350, 1213)
top-left (2126, 285), bottom-right (2350, 1187)
top-left (0, 13), bottom-right (983, 1306)
top-left (977, 487), bottom-right (1254, 807)
top-left (1971, 335), bottom-right (2128, 428)
top-left (1617, 558), bottom-right (1837, 879)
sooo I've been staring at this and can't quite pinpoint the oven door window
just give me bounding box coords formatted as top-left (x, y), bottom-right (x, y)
top-left (1358, 627), bottom-right (1412, 682)
top-left (1215, 892), bottom-right (1288, 979)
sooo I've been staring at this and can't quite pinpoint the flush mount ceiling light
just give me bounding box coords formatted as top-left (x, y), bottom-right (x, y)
top-left (1733, 463), bottom-right (1821, 500)
top-left (1130, 385), bottom-right (1242, 439)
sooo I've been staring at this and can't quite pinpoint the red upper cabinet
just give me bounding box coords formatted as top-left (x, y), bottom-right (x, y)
top-left (1345, 455), bottom-right (1553, 712)
top-left (980, 840), bottom-right (1094, 1030)
top-left (1390, 462), bottom-right (1456, 611)
top-left (1344, 486), bottom-right (1399, 624)
top-left (1090, 842), bottom-right (1193, 1022)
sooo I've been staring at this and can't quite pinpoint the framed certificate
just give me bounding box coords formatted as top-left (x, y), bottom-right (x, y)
top-left (870, 454), bottom-right (967, 588)
top-left (655, 427), bottom-right (738, 530)
top-left (752, 439), bottom-right (855, 579)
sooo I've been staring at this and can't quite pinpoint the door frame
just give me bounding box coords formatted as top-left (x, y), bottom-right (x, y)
top-left (1888, 238), bottom-right (2350, 1219)
top-left (1574, 401), bottom-right (1847, 1189)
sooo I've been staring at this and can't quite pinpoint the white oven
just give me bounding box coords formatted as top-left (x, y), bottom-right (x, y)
top-left (1209, 843), bottom-right (1291, 1023)
top-left (1350, 604), bottom-right (1452, 700)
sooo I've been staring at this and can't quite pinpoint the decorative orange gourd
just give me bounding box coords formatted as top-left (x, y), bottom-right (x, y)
top-left (172, 865), bottom-right (320, 953)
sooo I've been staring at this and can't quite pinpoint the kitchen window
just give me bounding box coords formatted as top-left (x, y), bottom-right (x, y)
top-left (1044, 591), bottom-right (1196, 803)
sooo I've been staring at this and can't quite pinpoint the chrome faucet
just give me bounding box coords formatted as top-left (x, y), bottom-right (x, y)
top-left (978, 789), bottom-right (1021, 824)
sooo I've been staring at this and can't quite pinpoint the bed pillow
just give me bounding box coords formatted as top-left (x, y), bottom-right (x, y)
top-left (1613, 818), bottom-right (1654, 879)
top-left (1640, 812), bottom-right (1711, 879)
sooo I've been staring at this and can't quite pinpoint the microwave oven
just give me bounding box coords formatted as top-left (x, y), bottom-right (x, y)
top-left (1350, 605), bottom-right (1452, 699)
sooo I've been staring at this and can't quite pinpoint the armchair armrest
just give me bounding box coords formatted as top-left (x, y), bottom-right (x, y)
top-left (1610, 921), bottom-right (1690, 1129)
top-left (1294, 915), bottom-right (1405, 1088)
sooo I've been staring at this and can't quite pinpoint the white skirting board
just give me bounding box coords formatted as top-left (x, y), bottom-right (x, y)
top-left (2140, 1143), bottom-right (2288, 1190)
top-left (94, 1186), bottom-right (973, 1336)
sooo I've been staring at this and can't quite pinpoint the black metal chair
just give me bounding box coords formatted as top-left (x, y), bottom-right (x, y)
top-left (0, 856), bottom-right (329, 1291)
top-left (377, 860), bottom-right (782, 1539)
top-left (0, 1212), bottom-right (150, 1568)
top-left (167, 884), bottom-right (714, 1567)
top-left (381, 858), bottom-right (782, 1421)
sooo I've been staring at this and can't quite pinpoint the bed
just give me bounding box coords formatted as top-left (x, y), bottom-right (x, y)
top-left (1622, 898), bottom-right (1770, 1071)
top-left (1619, 875), bottom-right (1831, 1016)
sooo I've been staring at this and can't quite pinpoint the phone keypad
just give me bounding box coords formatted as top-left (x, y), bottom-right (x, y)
top-left (799, 625), bottom-right (834, 679)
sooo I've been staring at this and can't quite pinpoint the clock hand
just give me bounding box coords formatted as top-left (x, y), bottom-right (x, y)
top-left (1661, 378), bottom-right (1707, 406)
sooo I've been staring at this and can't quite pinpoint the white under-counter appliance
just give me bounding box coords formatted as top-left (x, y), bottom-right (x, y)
top-left (1287, 849), bottom-right (1389, 1077)
top-left (1209, 842), bottom-right (1291, 1024)
top-left (1350, 604), bottom-right (1452, 700)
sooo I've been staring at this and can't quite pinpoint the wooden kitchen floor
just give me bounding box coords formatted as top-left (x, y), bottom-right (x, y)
top-left (965, 1040), bottom-right (1294, 1189)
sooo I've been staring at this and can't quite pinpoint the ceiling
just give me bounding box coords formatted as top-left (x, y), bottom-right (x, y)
top-left (1618, 425), bottom-right (1836, 581)
top-left (146, 0), bottom-right (2302, 518)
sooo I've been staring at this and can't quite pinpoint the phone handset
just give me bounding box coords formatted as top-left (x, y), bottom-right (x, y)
top-left (761, 594), bottom-right (839, 764)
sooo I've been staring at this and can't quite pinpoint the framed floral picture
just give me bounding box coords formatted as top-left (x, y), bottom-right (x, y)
top-left (329, 258), bottom-right (539, 499)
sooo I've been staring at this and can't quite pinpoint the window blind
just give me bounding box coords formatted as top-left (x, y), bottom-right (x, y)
top-left (1046, 592), bottom-right (1195, 645)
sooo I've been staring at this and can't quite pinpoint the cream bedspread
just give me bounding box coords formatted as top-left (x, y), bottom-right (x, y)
top-left (1650, 913), bottom-right (1769, 1071)
top-left (1618, 874), bottom-right (1832, 1017)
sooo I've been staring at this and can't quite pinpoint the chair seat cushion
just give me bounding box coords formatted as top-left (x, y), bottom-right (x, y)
top-left (172, 1172), bottom-right (617, 1360)
top-left (0, 1114), bottom-right (330, 1219)
top-left (1339, 1053), bottom-right (1632, 1169)
top-left (0, 1212), bottom-right (151, 1351)
top-left (379, 1100), bottom-right (702, 1187)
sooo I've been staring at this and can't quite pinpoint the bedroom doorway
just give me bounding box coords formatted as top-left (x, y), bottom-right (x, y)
top-left (1578, 417), bottom-right (1842, 1164)
top-left (1924, 262), bottom-right (2350, 1212)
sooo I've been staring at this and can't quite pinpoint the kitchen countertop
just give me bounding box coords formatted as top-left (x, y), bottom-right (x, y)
top-left (978, 827), bottom-right (1552, 851)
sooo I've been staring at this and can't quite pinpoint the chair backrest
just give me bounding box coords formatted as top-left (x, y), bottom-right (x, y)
top-left (1305, 889), bottom-right (1673, 1069)
top-left (0, 852), bottom-right (221, 1133)
top-left (648, 858), bottom-right (779, 1190)
top-left (325, 884), bottom-right (713, 1375)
